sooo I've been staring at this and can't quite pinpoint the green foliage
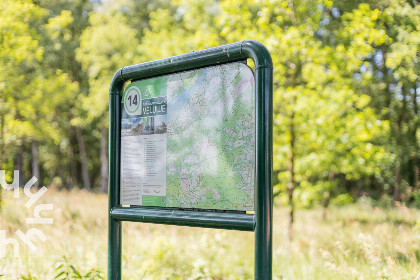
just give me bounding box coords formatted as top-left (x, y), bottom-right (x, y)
top-left (0, 0), bottom-right (45, 145)
top-left (54, 258), bottom-right (103, 280)
top-left (137, 0), bottom-right (417, 209)
top-left (19, 274), bottom-right (39, 280)
top-left (76, 2), bottom-right (141, 124)
top-left (332, 193), bottom-right (354, 206)
top-left (0, 0), bottom-right (418, 201)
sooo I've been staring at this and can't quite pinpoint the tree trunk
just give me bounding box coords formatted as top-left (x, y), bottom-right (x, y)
top-left (381, 46), bottom-right (392, 122)
top-left (412, 80), bottom-right (419, 193)
top-left (287, 109), bottom-right (296, 243)
top-left (67, 126), bottom-right (76, 189)
top-left (100, 126), bottom-right (108, 193)
top-left (322, 191), bottom-right (330, 220)
top-left (356, 179), bottom-right (363, 197)
top-left (394, 86), bottom-right (406, 201)
top-left (285, 0), bottom-right (300, 245)
top-left (381, 47), bottom-right (401, 199)
top-left (322, 171), bottom-right (333, 221)
top-left (31, 141), bottom-right (40, 187)
top-left (0, 113), bottom-right (4, 209)
top-left (14, 145), bottom-right (23, 185)
top-left (394, 160), bottom-right (401, 201)
top-left (76, 126), bottom-right (91, 191)
top-left (0, 112), bottom-right (4, 165)
top-left (57, 153), bottom-right (64, 189)
top-left (14, 111), bottom-right (24, 185)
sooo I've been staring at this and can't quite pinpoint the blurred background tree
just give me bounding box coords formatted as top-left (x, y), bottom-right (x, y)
top-left (0, 0), bottom-right (418, 222)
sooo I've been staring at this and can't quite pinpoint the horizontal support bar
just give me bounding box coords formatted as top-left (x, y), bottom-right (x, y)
top-left (110, 207), bottom-right (255, 232)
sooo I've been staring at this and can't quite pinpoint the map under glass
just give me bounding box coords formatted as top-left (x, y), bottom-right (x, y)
top-left (120, 62), bottom-right (255, 211)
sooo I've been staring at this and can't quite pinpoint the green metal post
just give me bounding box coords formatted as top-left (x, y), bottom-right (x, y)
top-left (108, 71), bottom-right (124, 280)
top-left (241, 41), bottom-right (273, 280)
top-left (254, 67), bottom-right (273, 279)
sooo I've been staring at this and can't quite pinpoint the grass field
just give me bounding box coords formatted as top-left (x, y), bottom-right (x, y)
top-left (0, 188), bottom-right (419, 279)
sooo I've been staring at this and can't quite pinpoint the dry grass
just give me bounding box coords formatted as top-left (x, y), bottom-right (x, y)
top-left (0, 188), bottom-right (419, 279)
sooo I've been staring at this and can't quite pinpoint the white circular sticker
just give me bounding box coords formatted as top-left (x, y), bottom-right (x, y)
top-left (124, 86), bottom-right (142, 116)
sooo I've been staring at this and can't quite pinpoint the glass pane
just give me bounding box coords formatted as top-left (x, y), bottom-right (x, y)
top-left (120, 62), bottom-right (255, 211)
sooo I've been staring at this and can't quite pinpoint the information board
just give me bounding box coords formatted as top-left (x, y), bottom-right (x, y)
top-left (120, 62), bottom-right (255, 211)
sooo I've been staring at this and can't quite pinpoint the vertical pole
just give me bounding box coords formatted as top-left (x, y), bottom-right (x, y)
top-left (254, 66), bottom-right (273, 280)
top-left (108, 93), bottom-right (122, 280)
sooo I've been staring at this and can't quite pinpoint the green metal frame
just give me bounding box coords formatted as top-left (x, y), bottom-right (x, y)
top-left (108, 40), bottom-right (273, 279)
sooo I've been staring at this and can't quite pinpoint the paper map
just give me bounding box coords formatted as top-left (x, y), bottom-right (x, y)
top-left (120, 62), bottom-right (255, 211)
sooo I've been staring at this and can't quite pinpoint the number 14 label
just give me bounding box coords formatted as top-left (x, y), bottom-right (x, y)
top-left (124, 86), bottom-right (142, 116)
